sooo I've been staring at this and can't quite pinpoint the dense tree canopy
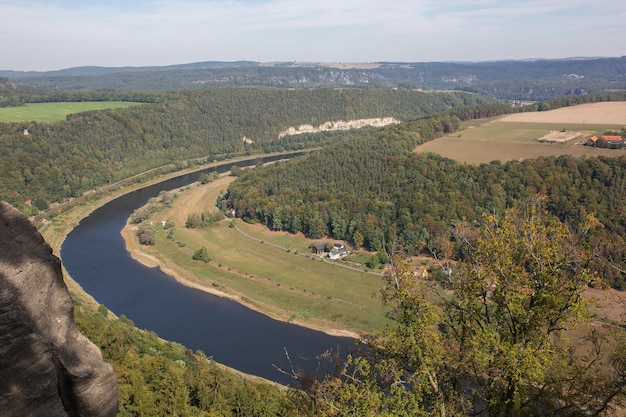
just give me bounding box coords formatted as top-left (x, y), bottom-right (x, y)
top-left (0, 88), bottom-right (494, 209)
top-left (222, 103), bottom-right (626, 288)
top-left (294, 201), bottom-right (626, 416)
top-left (2, 83), bottom-right (621, 415)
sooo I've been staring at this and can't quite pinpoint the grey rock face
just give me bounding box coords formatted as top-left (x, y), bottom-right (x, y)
top-left (0, 202), bottom-right (118, 417)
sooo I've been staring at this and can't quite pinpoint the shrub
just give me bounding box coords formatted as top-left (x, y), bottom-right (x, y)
top-left (192, 247), bottom-right (210, 263)
top-left (136, 227), bottom-right (155, 245)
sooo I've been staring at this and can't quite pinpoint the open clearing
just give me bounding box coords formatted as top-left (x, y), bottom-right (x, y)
top-left (416, 102), bottom-right (626, 164)
top-left (0, 101), bottom-right (142, 122)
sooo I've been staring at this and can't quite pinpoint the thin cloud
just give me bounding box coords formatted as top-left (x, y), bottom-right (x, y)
top-left (1, 0), bottom-right (624, 70)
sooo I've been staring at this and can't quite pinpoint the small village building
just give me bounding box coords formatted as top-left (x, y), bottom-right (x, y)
top-left (312, 242), bottom-right (327, 255)
top-left (602, 135), bottom-right (623, 148)
top-left (588, 135), bottom-right (623, 148)
top-left (328, 247), bottom-right (348, 260)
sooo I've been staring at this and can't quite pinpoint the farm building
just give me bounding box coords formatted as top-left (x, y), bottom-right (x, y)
top-left (603, 135), bottom-right (623, 148)
top-left (312, 242), bottom-right (327, 254)
top-left (588, 135), bottom-right (624, 148)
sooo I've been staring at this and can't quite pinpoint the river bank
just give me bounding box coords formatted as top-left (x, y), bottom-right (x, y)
top-left (43, 150), bottom-right (361, 341)
top-left (42, 153), bottom-right (301, 310)
top-left (121, 212), bottom-right (362, 340)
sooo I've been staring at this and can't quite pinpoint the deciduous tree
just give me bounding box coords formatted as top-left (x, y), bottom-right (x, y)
top-left (300, 198), bottom-right (626, 416)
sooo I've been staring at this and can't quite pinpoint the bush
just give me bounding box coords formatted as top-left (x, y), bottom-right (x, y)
top-left (130, 206), bottom-right (154, 224)
top-left (97, 304), bottom-right (108, 317)
top-left (186, 211), bottom-right (221, 228)
top-left (33, 198), bottom-right (49, 210)
top-left (137, 227), bottom-right (155, 245)
top-left (199, 172), bottom-right (218, 184)
top-left (192, 247), bottom-right (210, 263)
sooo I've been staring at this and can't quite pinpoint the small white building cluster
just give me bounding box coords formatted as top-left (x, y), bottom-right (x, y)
top-left (311, 242), bottom-right (348, 259)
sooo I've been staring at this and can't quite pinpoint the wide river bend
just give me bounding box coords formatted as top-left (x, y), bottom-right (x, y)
top-left (60, 154), bottom-right (356, 385)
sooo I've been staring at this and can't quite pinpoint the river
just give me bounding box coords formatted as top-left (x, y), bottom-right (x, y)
top-left (60, 154), bottom-right (357, 385)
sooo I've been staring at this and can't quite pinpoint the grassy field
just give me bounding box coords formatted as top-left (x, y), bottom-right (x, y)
top-left (416, 102), bottom-right (626, 164)
top-left (0, 101), bottom-right (142, 122)
top-left (126, 178), bottom-right (390, 336)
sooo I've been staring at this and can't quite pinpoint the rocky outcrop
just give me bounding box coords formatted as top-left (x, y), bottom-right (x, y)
top-left (278, 117), bottom-right (400, 138)
top-left (0, 202), bottom-right (118, 417)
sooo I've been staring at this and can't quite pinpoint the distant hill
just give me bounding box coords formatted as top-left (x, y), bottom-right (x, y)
top-left (1, 57), bottom-right (625, 100)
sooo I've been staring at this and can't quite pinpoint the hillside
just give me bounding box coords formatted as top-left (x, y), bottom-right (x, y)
top-left (2, 57), bottom-right (626, 100)
top-left (221, 100), bottom-right (626, 289)
top-left (0, 88), bottom-right (494, 211)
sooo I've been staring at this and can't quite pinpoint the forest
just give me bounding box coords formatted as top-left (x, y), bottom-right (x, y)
top-left (293, 203), bottom-right (626, 416)
top-left (0, 87), bottom-right (494, 211)
top-left (221, 93), bottom-right (626, 289)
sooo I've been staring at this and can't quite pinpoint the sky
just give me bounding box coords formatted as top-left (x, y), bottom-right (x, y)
top-left (1, 0), bottom-right (625, 71)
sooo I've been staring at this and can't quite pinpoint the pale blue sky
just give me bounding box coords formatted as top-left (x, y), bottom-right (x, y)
top-left (1, 0), bottom-right (624, 71)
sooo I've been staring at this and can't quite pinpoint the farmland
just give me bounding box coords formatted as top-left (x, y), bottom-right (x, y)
top-left (0, 101), bottom-right (142, 122)
top-left (416, 102), bottom-right (626, 164)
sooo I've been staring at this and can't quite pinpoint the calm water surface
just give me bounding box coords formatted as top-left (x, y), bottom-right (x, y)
top-left (61, 155), bottom-right (356, 385)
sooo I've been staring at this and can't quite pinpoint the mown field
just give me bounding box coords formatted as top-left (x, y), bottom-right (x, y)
top-left (416, 102), bottom-right (626, 164)
top-left (0, 101), bottom-right (142, 122)
top-left (127, 177), bottom-right (390, 336)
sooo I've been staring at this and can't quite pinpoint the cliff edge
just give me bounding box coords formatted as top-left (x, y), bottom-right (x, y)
top-left (0, 202), bottom-right (118, 417)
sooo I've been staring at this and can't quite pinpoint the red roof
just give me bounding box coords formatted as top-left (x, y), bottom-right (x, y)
top-left (602, 135), bottom-right (623, 142)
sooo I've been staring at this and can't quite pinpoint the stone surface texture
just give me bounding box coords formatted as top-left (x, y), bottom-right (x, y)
top-left (0, 202), bottom-right (118, 417)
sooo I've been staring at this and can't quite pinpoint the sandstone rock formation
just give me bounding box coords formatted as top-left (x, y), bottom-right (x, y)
top-left (0, 202), bottom-right (118, 417)
top-left (278, 117), bottom-right (400, 138)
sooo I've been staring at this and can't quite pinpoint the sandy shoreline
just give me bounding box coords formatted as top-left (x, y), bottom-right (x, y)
top-left (120, 222), bottom-right (361, 340)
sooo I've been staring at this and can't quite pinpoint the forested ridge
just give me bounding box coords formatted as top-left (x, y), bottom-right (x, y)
top-left (3, 56), bottom-right (626, 100)
top-left (0, 87), bottom-right (494, 211)
top-left (295, 205), bottom-right (626, 416)
top-left (222, 94), bottom-right (626, 289)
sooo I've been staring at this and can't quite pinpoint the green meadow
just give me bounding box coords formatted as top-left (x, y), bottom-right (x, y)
top-left (149, 220), bottom-right (390, 334)
top-left (0, 101), bottom-right (141, 122)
